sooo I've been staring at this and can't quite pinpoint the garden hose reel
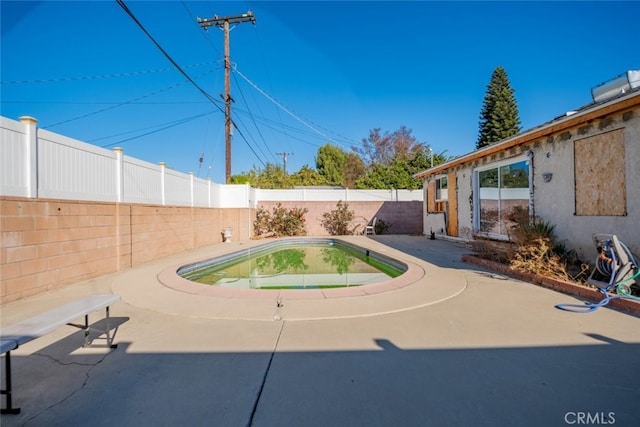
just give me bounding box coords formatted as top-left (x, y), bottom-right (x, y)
top-left (556, 234), bottom-right (639, 313)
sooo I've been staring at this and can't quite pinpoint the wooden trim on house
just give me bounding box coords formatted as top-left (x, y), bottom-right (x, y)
top-left (427, 181), bottom-right (436, 212)
top-left (415, 92), bottom-right (640, 180)
top-left (446, 171), bottom-right (458, 236)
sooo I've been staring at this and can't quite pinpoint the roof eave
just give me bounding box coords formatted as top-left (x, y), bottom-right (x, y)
top-left (414, 90), bottom-right (640, 180)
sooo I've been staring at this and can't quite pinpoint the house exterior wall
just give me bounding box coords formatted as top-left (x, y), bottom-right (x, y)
top-left (420, 97), bottom-right (640, 261)
top-left (456, 169), bottom-right (474, 240)
top-left (533, 109), bottom-right (640, 258)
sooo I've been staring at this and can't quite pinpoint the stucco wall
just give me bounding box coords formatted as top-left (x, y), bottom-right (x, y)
top-left (425, 106), bottom-right (640, 260)
top-left (533, 109), bottom-right (640, 259)
top-left (456, 170), bottom-right (474, 240)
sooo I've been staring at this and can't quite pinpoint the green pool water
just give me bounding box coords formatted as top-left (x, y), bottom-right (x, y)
top-left (180, 241), bottom-right (404, 290)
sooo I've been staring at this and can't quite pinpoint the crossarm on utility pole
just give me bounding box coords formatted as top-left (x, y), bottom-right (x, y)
top-left (197, 11), bottom-right (255, 183)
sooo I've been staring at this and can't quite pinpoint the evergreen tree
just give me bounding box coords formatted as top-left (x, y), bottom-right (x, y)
top-left (315, 143), bottom-right (347, 186)
top-left (476, 67), bottom-right (521, 149)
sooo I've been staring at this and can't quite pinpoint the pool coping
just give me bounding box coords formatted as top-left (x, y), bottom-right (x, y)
top-left (112, 236), bottom-right (469, 321)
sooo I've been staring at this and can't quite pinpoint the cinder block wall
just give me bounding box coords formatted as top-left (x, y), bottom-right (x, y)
top-left (1, 197), bottom-right (422, 304)
top-left (0, 197), bottom-right (249, 304)
top-left (255, 200), bottom-right (423, 236)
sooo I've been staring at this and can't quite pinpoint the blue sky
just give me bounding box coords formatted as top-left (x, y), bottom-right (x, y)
top-left (1, 1), bottom-right (638, 184)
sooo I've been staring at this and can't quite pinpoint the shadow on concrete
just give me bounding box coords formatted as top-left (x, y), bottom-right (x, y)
top-left (3, 332), bottom-right (638, 426)
top-left (369, 235), bottom-right (485, 271)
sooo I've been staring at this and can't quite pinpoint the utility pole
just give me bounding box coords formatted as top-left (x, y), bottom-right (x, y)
top-left (276, 152), bottom-right (294, 174)
top-left (197, 11), bottom-right (255, 183)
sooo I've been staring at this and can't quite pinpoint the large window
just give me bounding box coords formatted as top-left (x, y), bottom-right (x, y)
top-left (476, 158), bottom-right (530, 236)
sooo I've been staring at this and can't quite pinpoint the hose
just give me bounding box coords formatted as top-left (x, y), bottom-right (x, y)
top-left (556, 236), bottom-right (639, 313)
top-left (555, 288), bottom-right (629, 313)
top-left (616, 240), bottom-right (640, 300)
top-left (616, 269), bottom-right (640, 300)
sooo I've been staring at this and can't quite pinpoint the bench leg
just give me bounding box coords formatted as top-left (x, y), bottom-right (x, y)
top-left (105, 306), bottom-right (117, 349)
top-left (70, 306), bottom-right (117, 349)
top-left (1, 351), bottom-right (21, 415)
top-left (84, 314), bottom-right (90, 347)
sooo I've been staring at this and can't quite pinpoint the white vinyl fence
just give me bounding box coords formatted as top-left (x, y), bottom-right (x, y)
top-left (1, 116), bottom-right (423, 207)
top-left (256, 188), bottom-right (422, 202)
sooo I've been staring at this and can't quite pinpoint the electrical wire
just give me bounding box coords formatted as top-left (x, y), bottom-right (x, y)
top-left (0, 62), bottom-right (216, 85)
top-left (232, 71), bottom-right (278, 164)
top-left (116, 0), bottom-right (224, 114)
top-left (91, 110), bottom-right (215, 144)
top-left (246, 11), bottom-right (291, 152)
top-left (232, 66), bottom-right (359, 148)
top-left (2, 100), bottom-right (211, 105)
top-left (118, 0), bottom-right (269, 171)
top-left (100, 110), bottom-right (215, 147)
top-left (233, 110), bottom-right (326, 148)
top-left (226, 112), bottom-right (268, 168)
top-left (42, 71), bottom-right (215, 129)
top-left (180, 0), bottom-right (221, 56)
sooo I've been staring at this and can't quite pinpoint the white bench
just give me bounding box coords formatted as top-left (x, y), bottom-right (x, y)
top-left (0, 294), bottom-right (121, 414)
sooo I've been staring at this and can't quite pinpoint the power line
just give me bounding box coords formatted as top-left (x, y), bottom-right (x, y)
top-left (233, 109), bottom-right (326, 148)
top-left (233, 66), bottom-right (359, 147)
top-left (226, 113), bottom-right (268, 169)
top-left (99, 110), bottom-right (215, 147)
top-left (116, 0), bottom-right (224, 114)
top-left (117, 0), bottom-right (268, 178)
top-left (42, 78), bottom-right (193, 129)
top-left (42, 68), bottom-right (217, 129)
top-left (233, 66), bottom-right (331, 141)
top-left (180, 1), bottom-right (221, 55)
top-left (184, 1), bottom-right (270, 174)
top-left (90, 110), bottom-right (214, 143)
top-left (231, 72), bottom-right (278, 164)
top-left (0, 62), bottom-right (216, 85)
top-left (2, 100), bottom-right (211, 105)
top-left (246, 13), bottom-right (290, 150)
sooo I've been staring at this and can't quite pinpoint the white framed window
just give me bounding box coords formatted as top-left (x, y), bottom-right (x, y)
top-left (473, 156), bottom-right (531, 237)
top-left (435, 175), bottom-right (448, 201)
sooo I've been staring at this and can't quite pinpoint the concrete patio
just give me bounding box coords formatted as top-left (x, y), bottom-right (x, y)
top-left (1, 235), bottom-right (639, 426)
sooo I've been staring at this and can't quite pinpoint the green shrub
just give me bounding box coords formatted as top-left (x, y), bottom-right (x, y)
top-left (321, 201), bottom-right (360, 235)
top-left (374, 218), bottom-right (390, 235)
top-left (253, 203), bottom-right (308, 238)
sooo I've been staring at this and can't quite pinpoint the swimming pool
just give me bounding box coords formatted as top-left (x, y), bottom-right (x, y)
top-left (177, 238), bottom-right (406, 290)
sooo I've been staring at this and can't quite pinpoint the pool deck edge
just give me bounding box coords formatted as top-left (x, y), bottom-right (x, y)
top-left (112, 236), bottom-right (468, 321)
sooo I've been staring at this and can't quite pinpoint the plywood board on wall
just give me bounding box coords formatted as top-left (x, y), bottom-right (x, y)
top-left (574, 128), bottom-right (626, 216)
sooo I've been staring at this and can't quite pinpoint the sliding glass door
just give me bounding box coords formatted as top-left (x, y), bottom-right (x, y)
top-left (476, 158), bottom-right (530, 236)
